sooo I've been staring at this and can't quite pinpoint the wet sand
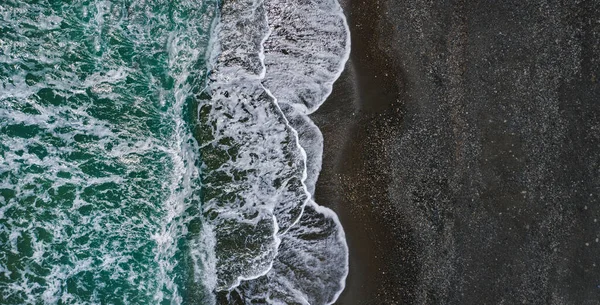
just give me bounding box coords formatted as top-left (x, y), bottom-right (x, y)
top-left (313, 0), bottom-right (600, 304)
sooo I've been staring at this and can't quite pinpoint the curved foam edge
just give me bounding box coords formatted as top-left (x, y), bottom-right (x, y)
top-left (197, 0), bottom-right (310, 292)
top-left (277, 103), bottom-right (324, 196)
top-left (262, 0), bottom-right (352, 115)
top-left (307, 201), bottom-right (349, 305)
top-left (230, 201), bottom-right (349, 305)
top-left (223, 0), bottom-right (352, 303)
top-left (198, 0), bottom-right (351, 302)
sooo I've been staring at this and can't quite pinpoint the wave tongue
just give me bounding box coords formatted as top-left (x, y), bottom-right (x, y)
top-left (198, 0), bottom-right (351, 303)
top-left (197, 0), bottom-right (308, 292)
top-left (262, 0), bottom-right (350, 114)
top-left (230, 201), bottom-right (348, 305)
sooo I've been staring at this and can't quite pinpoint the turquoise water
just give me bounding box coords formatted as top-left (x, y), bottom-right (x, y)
top-left (1, 0), bottom-right (351, 303)
top-left (0, 0), bottom-right (216, 303)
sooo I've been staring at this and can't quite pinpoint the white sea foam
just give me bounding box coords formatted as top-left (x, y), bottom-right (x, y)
top-left (262, 0), bottom-right (351, 113)
top-left (0, 0), bottom-right (216, 303)
top-left (262, 0), bottom-right (351, 194)
top-left (232, 201), bottom-right (348, 305)
top-left (200, 0), bottom-right (350, 303)
top-left (197, 0), bottom-right (308, 291)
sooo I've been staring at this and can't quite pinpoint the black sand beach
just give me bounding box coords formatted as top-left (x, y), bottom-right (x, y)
top-left (312, 0), bottom-right (600, 304)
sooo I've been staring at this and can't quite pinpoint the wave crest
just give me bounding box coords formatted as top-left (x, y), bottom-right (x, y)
top-left (195, 0), bottom-right (351, 303)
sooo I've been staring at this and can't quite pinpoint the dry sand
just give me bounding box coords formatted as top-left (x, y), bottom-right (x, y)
top-left (313, 0), bottom-right (600, 304)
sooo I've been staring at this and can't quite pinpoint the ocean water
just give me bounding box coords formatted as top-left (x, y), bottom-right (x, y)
top-left (0, 0), bottom-right (349, 304)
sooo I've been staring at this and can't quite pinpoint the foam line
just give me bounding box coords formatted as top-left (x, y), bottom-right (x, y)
top-left (206, 0), bottom-right (352, 303)
top-left (196, 0), bottom-right (308, 292)
top-left (250, 0), bottom-right (351, 302)
top-left (0, 0), bottom-right (217, 303)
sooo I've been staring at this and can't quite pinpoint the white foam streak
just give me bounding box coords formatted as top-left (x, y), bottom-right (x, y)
top-left (0, 0), bottom-right (216, 303)
top-left (231, 0), bottom-right (351, 303)
top-left (197, 0), bottom-right (308, 291)
top-left (201, 0), bottom-right (350, 303)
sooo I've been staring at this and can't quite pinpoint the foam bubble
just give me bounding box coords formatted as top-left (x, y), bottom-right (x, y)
top-left (0, 0), bottom-right (217, 303)
top-left (230, 201), bottom-right (348, 305)
top-left (195, 0), bottom-right (309, 291)
top-left (199, 0), bottom-right (351, 302)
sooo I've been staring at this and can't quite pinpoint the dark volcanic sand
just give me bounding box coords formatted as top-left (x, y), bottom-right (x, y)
top-left (311, 0), bottom-right (600, 304)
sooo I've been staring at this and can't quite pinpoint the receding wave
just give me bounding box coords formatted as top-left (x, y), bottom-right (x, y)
top-left (0, 0), bottom-right (350, 303)
top-left (193, 0), bottom-right (351, 304)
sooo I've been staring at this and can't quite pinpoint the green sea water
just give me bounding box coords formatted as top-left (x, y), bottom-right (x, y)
top-left (0, 0), bottom-right (217, 303)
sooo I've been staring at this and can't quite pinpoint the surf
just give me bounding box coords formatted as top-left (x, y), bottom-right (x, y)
top-left (195, 0), bottom-right (351, 303)
top-left (0, 0), bottom-right (216, 303)
top-left (0, 0), bottom-right (350, 303)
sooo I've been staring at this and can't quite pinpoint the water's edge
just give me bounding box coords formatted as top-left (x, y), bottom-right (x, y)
top-left (194, 0), bottom-right (351, 303)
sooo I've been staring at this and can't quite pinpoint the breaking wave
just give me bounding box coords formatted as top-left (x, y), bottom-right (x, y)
top-left (0, 0), bottom-right (350, 303)
top-left (193, 0), bottom-right (351, 304)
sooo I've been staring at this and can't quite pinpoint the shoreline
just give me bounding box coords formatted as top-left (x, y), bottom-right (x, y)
top-left (315, 0), bottom-right (600, 304)
top-left (312, 0), bottom-right (413, 303)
